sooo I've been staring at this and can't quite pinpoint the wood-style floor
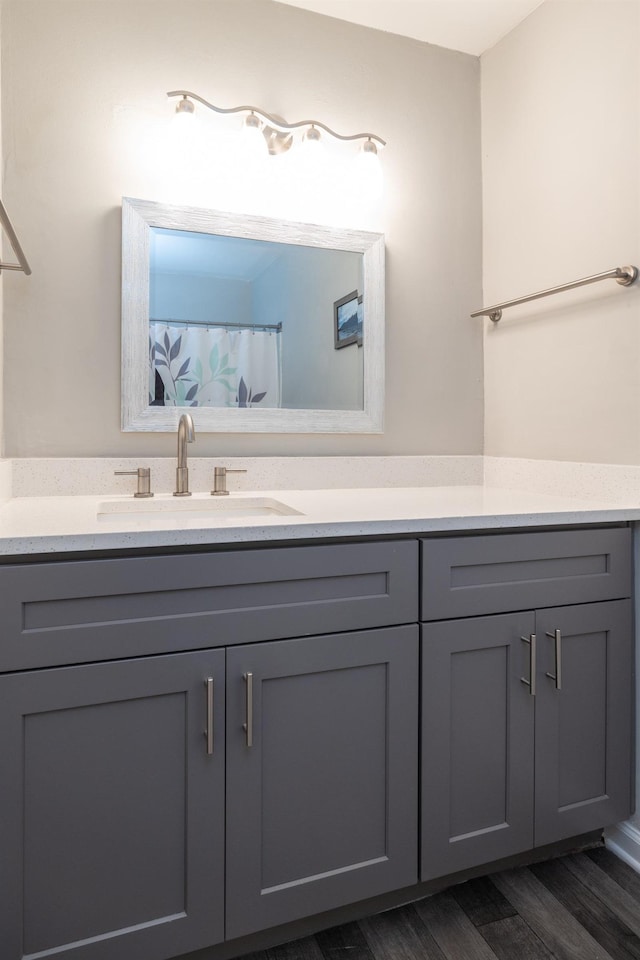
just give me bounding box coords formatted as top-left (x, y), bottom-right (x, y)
top-left (240, 847), bottom-right (640, 960)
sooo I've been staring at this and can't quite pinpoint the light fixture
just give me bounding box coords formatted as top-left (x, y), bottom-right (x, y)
top-left (167, 90), bottom-right (385, 162)
top-left (241, 111), bottom-right (269, 158)
top-left (302, 125), bottom-right (322, 147)
top-left (354, 137), bottom-right (384, 198)
top-left (298, 124), bottom-right (325, 167)
top-left (244, 112), bottom-right (261, 133)
top-left (174, 94), bottom-right (195, 118)
top-left (361, 138), bottom-right (378, 158)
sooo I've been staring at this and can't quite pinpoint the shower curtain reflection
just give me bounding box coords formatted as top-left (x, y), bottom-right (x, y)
top-left (149, 322), bottom-right (281, 409)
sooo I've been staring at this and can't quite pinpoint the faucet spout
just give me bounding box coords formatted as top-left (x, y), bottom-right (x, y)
top-left (174, 413), bottom-right (195, 496)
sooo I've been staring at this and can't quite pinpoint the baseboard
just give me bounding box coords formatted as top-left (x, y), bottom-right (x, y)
top-left (605, 821), bottom-right (640, 874)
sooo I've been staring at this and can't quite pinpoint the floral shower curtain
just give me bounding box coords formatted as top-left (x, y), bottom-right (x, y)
top-left (149, 322), bottom-right (281, 408)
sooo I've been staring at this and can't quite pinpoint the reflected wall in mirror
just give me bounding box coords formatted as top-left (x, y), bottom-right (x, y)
top-left (122, 198), bottom-right (385, 433)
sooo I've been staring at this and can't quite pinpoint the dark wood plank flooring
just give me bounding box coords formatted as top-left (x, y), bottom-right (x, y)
top-left (239, 848), bottom-right (640, 960)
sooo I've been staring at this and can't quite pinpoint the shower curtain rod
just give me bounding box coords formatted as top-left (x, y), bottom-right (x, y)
top-left (471, 264), bottom-right (638, 322)
top-left (151, 318), bottom-right (282, 333)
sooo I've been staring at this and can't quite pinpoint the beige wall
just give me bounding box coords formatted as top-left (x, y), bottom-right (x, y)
top-left (1, 0), bottom-right (483, 457)
top-left (482, 0), bottom-right (640, 464)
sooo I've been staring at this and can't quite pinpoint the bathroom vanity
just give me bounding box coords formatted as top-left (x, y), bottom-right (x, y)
top-left (0, 519), bottom-right (633, 960)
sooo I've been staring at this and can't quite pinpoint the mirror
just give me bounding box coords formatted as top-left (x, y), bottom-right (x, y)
top-left (122, 198), bottom-right (384, 433)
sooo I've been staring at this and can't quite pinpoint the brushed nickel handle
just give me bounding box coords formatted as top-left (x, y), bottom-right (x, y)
top-left (545, 629), bottom-right (562, 690)
top-left (114, 467), bottom-right (153, 498)
top-left (520, 634), bottom-right (536, 696)
top-left (205, 678), bottom-right (214, 755)
top-left (243, 672), bottom-right (253, 747)
top-left (211, 466), bottom-right (248, 496)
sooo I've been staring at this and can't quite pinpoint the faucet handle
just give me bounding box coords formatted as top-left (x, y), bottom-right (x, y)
top-left (114, 467), bottom-right (154, 498)
top-left (211, 467), bottom-right (247, 496)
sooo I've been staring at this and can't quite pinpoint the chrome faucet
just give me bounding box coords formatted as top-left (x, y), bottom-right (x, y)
top-left (174, 413), bottom-right (195, 496)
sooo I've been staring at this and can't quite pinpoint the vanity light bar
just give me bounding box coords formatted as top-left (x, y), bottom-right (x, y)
top-left (167, 90), bottom-right (386, 154)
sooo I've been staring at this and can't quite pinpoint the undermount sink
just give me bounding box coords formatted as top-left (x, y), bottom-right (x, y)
top-left (97, 495), bottom-right (303, 523)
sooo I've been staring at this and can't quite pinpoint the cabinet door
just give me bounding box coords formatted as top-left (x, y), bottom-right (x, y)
top-left (225, 626), bottom-right (419, 939)
top-left (535, 600), bottom-right (633, 846)
top-left (421, 613), bottom-right (535, 881)
top-left (0, 650), bottom-right (225, 960)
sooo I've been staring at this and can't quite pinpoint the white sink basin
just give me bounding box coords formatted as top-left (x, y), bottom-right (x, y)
top-left (97, 495), bottom-right (303, 523)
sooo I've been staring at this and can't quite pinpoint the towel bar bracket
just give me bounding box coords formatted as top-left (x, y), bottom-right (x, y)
top-left (0, 200), bottom-right (31, 276)
top-left (616, 265), bottom-right (638, 286)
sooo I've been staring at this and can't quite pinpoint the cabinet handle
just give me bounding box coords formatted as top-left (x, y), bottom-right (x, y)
top-left (520, 634), bottom-right (536, 696)
top-left (243, 672), bottom-right (253, 748)
top-left (545, 629), bottom-right (562, 690)
top-left (205, 678), bottom-right (214, 755)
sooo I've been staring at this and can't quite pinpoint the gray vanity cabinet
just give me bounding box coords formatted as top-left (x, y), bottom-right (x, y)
top-left (0, 627), bottom-right (419, 960)
top-left (0, 540), bottom-right (419, 960)
top-left (225, 625), bottom-right (419, 939)
top-left (0, 529), bottom-right (633, 960)
top-left (0, 649), bottom-right (226, 960)
top-left (420, 529), bottom-right (633, 882)
top-left (421, 612), bottom-right (536, 880)
top-left (534, 600), bottom-right (633, 846)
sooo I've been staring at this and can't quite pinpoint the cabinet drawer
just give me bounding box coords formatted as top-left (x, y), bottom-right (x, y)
top-left (0, 540), bottom-right (418, 671)
top-left (421, 528), bottom-right (631, 620)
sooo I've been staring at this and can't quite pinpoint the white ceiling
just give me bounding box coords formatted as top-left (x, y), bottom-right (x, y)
top-left (151, 228), bottom-right (283, 281)
top-left (274, 0), bottom-right (545, 56)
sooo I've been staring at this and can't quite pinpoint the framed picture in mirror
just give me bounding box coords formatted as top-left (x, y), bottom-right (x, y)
top-left (334, 290), bottom-right (359, 349)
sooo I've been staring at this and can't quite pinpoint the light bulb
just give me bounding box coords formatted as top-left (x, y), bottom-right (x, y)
top-left (169, 95), bottom-right (200, 168)
top-left (296, 125), bottom-right (325, 174)
top-left (303, 125), bottom-right (322, 148)
top-left (241, 112), bottom-right (268, 159)
top-left (301, 125), bottom-right (324, 154)
top-left (354, 139), bottom-right (383, 198)
top-left (173, 95), bottom-right (195, 126)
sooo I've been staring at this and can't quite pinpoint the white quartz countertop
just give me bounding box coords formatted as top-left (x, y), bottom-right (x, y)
top-left (1, 484), bottom-right (639, 556)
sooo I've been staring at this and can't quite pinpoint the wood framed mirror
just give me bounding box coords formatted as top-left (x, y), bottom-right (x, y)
top-left (121, 197), bottom-right (384, 433)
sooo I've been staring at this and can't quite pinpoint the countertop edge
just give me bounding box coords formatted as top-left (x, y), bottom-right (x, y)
top-left (1, 505), bottom-right (637, 557)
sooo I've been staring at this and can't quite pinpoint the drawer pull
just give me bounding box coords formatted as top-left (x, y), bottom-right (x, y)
top-left (520, 634), bottom-right (536, 696)
top-left (545, 629), bottom-right (562, 690)
top-left (205, 678), bottom-right (214, 755)
top-left (243, 672), bottom-right (254, 748)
